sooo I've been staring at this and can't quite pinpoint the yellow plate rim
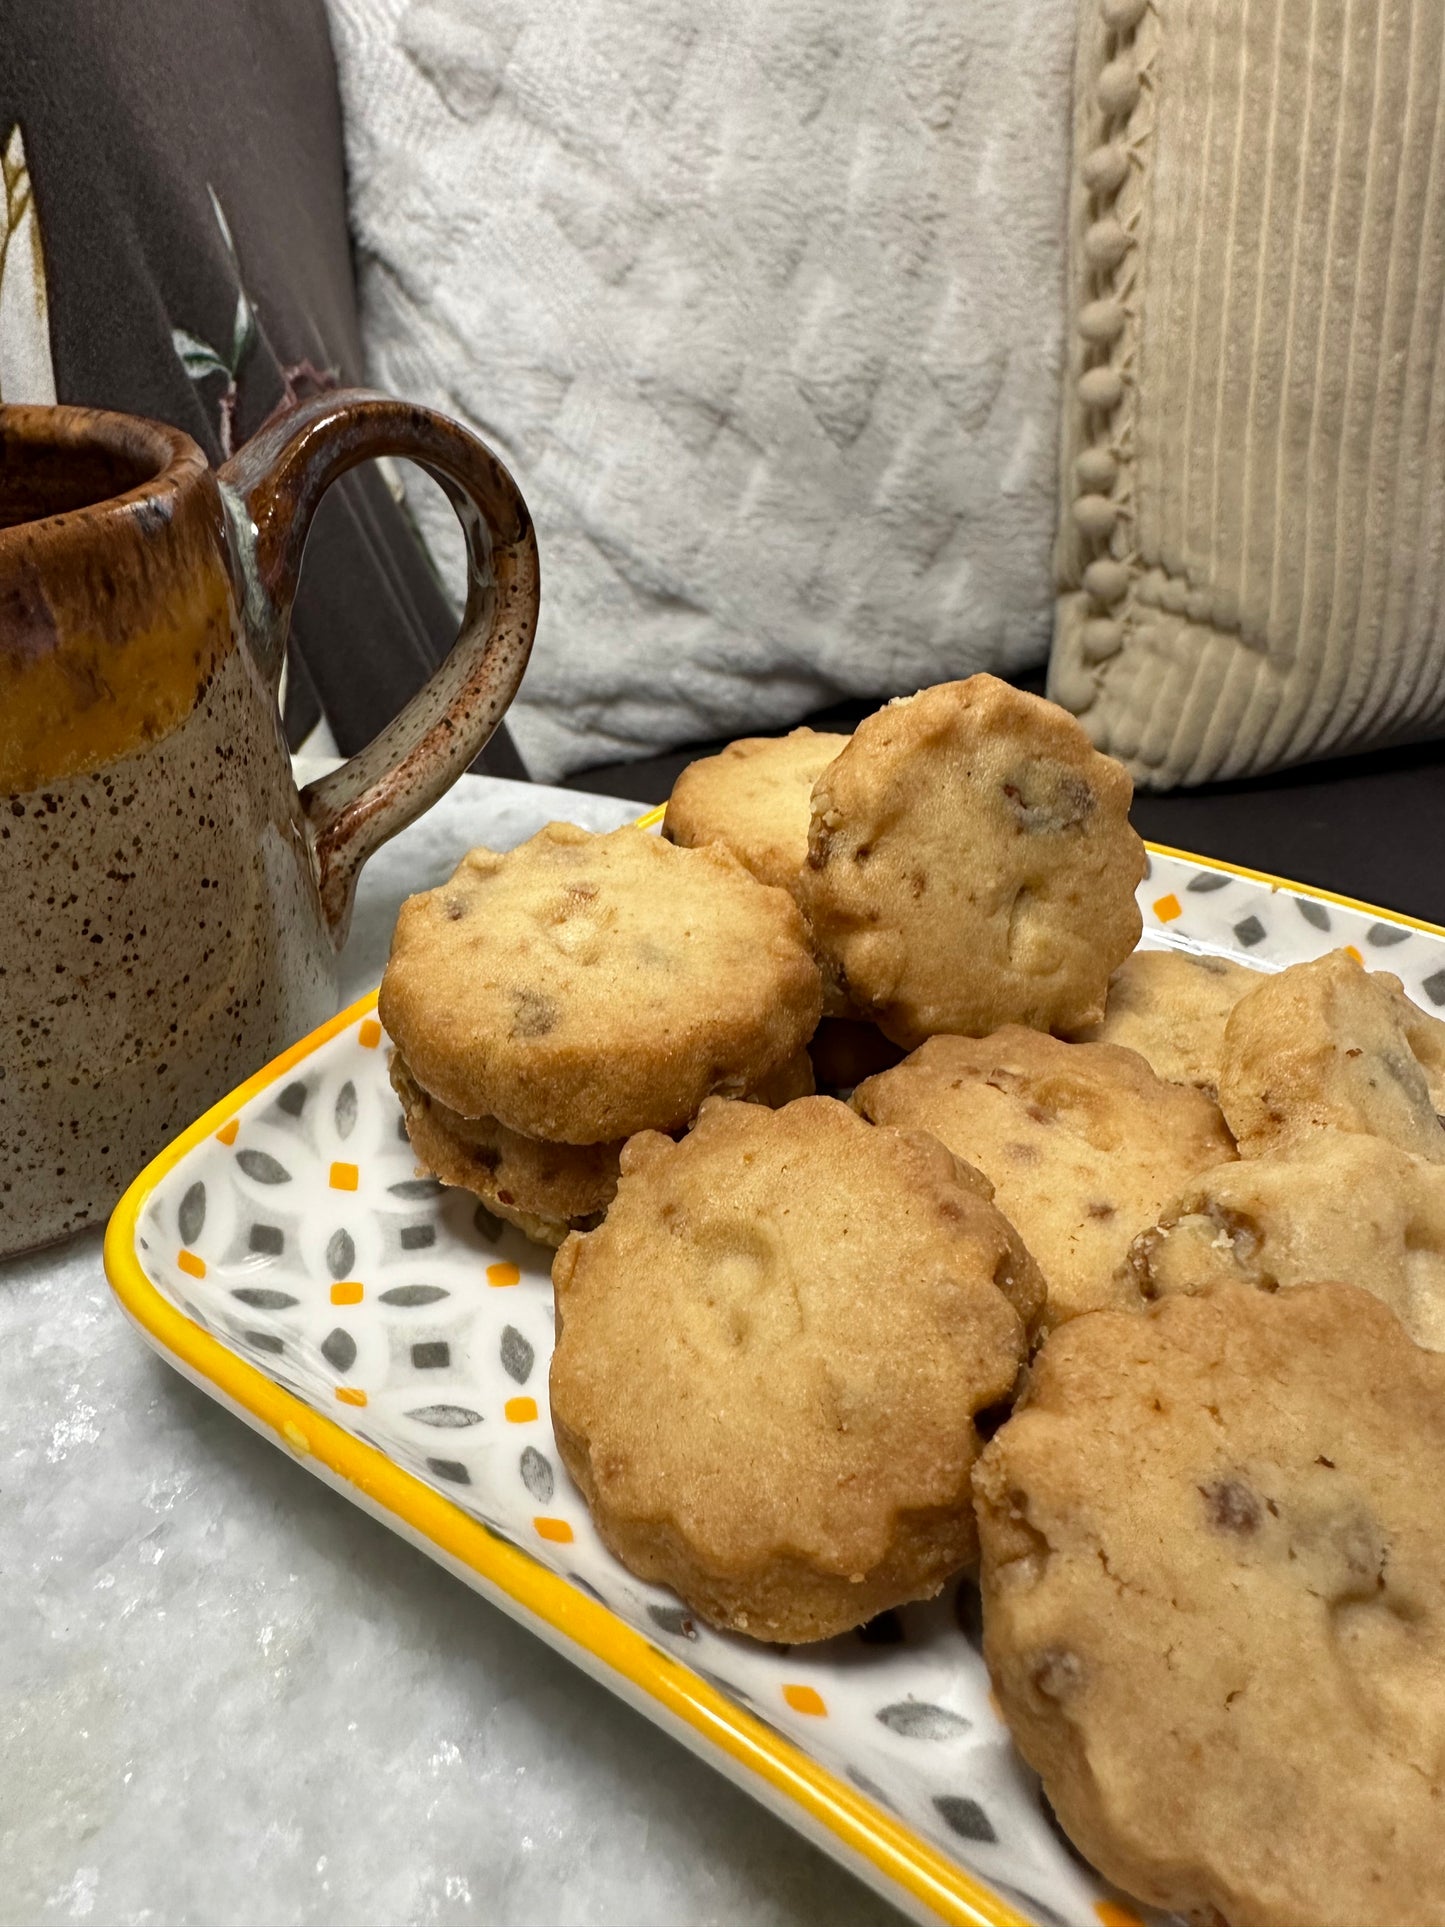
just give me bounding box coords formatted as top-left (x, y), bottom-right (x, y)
top-left (103, 839), bottom-right (1443, 1927)
top-left (103, 986), bottom-right (1030, 1927)
top-left (1141, 841), bottom-right (1445, 939)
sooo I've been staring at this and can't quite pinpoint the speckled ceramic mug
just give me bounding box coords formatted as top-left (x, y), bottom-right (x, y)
top-left (0, 392), bottom-right (538, 1256)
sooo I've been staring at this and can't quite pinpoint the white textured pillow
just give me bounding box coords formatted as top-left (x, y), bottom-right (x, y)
top-left (326, 0), bottom-right (1075, 779)
top-left (1051, 0), bottom-right (1445, 785)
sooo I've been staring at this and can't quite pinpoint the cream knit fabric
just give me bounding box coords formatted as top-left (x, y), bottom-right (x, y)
top-left (1051, 0), bottom-right (1445, 786)
top-left (326, 0), bottom-right (1075, 782)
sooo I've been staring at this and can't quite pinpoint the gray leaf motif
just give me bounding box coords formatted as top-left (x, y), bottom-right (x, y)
top-left (326, 1229), bottom-right (354, 1279)
top-left (500, 1325), bottom-right (534, 1384)
top-left (177, 1181), bottom-right (205, 1246)
top-left (520, 1447), bottom-right (554, 1504)
top-left (380, 1285), bottom-right (448, 1308)
top-left (170, 327), bottom-right (230, 382)
top-left (334, 1080), bottom-right (358, 1141)
top-left (320, 1328), bottom-right (357, 1373)
top-left (408, 1405), bottom-right (483, 1428)
top-left (933, 1794), bottom-right (997, 1843)
top-left (876, 1701), bottom-right (971, 1741)
top-left (235, 1149), bottom-right (290, 1185)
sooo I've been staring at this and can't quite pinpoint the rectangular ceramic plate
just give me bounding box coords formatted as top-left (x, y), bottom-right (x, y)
top-left (105, 836), bottom-right (1445, 1927)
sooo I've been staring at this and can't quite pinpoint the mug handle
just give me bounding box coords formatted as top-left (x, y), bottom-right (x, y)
top-left (218, 388), bottom-right (539, 945)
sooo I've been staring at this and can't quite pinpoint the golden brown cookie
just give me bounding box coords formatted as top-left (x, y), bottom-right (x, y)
top-left (974, 1283), bottom-right (1445, 1927)
top-left (665, 729), bottom-right (867, 1020)
top-left (798, 677), bottom-right (1146, 1047)
top-left (1219, 948), bottom-right (1445, 1162)
top-left (390, 1053), bottom-right (619, 1246)
top-left (853, 1028), bottom-right (1235, 1332)
top-left (379, 822), bottom-right (822, 1144)
top-left (1068, 945), bottom-right (1259, 1095)
top-left (1124, 1134), bottom-right (1445, 1351)
top-left (550, 1096), bottom-right (1043, 1641)
top-left (391, 1048), bottom-right (815, 1248)
top-left (663, 728), bottom-right (850, 897)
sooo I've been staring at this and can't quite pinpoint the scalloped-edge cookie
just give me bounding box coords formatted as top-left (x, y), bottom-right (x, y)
top-left (1068, 946), bottom-right (1259, 1096)
top-left (1219, 948), bottom-right (1445, 1162)
top-left (853, 1027), bottom-right (1234, 1332)
top-left (389, 1047), bottom-right (813, 1247)
top-left (799, 677), bottom-right (1145, 1047)
top-left (550, 1096), bottom-right (1042, 1641)
top-left (663, 728), bottom-right (850, 898)
top-left (379, 822), bottom-right (822, 1145)
top-left (975, 1283), bottom-right (1445, 1927)
top-left (1124, 1133), bottom-right (1445, 1352)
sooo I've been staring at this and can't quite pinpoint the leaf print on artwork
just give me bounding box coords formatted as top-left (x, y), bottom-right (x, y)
top-left (0, 124), bottom-right (57, 404)
top-left (170, 182), bottom-right (338, 460)
top-left (171, 328), bottom-right (232, 382)
top-left (209, 184), bottom-right (258, 372)
top-left (169, 185), bottom-right (258, 457)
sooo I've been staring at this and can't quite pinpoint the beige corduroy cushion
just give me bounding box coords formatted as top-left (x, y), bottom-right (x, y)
top-left (1050, 0), bottom-right (1445, 787)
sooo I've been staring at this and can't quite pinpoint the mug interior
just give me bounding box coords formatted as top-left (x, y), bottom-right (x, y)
top-left (0, 411), bottom-right (183, 531)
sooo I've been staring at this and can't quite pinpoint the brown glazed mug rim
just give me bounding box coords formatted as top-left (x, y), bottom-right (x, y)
top-left (0, 403), bottom-right (211, 565)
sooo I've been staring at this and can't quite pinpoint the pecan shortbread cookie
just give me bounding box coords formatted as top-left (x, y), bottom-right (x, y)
top-left (1219, 948), bottom-right (1445, 1161)
top-left (379, 822), bottom-right (822, 1145)
top-left (975, 1283), bottom-right (1445, 1927)
top-left (1125, 1133), bottom-right (1445, 1351)
top-left (663, 727), bottom-right (850, 898)
top-left (389, 1048), bottom-right (814, 1248)
top-left (664, 727), bottom-right (866, 1019)
top-left (550, 1097), bottom-right (1042, 1642)
top-left (798, 677), bottom-right (1146, 1047)
top-left (853, 1028), bottom-right (1234, 1331)
top-left (1068, 946), bottom-right (1259, 1096)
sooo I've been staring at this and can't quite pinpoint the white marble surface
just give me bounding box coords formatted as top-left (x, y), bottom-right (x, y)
top-left (0, 774), bottom-right (899, 1927)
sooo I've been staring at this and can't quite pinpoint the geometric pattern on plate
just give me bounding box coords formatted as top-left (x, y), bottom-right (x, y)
top-left (129, 849), bottom-right (1445, 1927)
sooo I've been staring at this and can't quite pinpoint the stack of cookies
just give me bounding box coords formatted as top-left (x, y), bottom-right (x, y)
top-left (666, 676), bottom-right (1148, 1082)
top-left (380, 673), bottom-right (1445, 1925)
top-left (378, 821), bottom-right (821, 1245)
